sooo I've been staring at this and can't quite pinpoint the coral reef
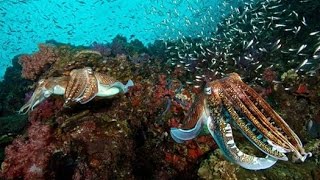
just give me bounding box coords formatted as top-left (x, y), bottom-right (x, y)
top-left (110, 35), bottom-right (128, 56)
top-left (0, 33), bottom-right (319, 179)
top-left (28, 98), bottom-right (64, 122)
top-left (90, 42), bottom-right (112, 57)
top-left (1, 120), bottom-right (55, 180)
top-left (198, 140), bottom-right (320, 180)
top-left (56, 112), bottom-right (134, 179)
top-left (0, 115), bottom-right (28, 164)
top-left (19, 44), bottom-right (60, 80)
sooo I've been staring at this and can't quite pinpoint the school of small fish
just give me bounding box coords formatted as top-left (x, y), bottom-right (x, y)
top-left (1, 0), bottom-right (194, 79)
top-left (1, 0), bottom-right (319, 84)
top-left (160, 0), bottom-right (320, 86)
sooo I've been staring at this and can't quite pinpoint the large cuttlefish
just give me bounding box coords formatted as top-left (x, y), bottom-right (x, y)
top-left (19, 67), bottom-right (134, 114)
top-left (170, 73), bottom-right (311, 170)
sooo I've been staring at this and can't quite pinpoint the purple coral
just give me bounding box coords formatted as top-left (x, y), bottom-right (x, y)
top-left (130, 53), bottom-right (150, 66)
top-left (90, 42), bottom-right (112, 57)
top-left (18, 44), bottom-right (59, 80)
top-left (110, 35), bottom-right (128, 55)
top-left (1, 121), bottom-right (55, 180)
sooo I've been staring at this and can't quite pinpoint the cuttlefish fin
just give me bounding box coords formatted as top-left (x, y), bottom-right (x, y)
top-left (111, 79), bottom-right (134, 94)
top-left (207, 114), bottom-right (277, 170)
top-left (170, 111), bottom-right (206, 143)
top-left (170, 94), bottom-right (208, 143)
top-left (124, 79), bottom-right (134, 92)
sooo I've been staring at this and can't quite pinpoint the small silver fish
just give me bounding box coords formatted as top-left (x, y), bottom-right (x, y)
top-left (293, 26), bottom-right (301, 34)
top-left (255, 64), bottom-right (263, 71)
top-left (301, 16), bottom-right (307, 26)
top-left (292, 10), bottom-right (299, 18)
top-left (313, 45), bottom-right (320, 55)
top-left (245, 39), bottom-right (254, 49)
top-left (297, 44), bottom-right (307, 54)
top-left (275, 24), bottom-right (286, 28)
top-left (295, 59), bottom-right (310, 72)
top-left (313, 54), bottom-right (320, 59)
top-left (310, 31), bottom-right (320, 36)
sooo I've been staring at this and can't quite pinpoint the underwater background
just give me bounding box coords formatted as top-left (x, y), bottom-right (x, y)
top-left (0, 0), bottom-right (320, 179)
top-left (0, 0), bottom-right (226, 79)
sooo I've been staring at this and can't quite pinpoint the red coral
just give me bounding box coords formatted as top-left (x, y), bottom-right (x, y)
top-left (167, 118), bottom-right (180, 128)
top-left (29, 98), bottom-right (63, 122)
top-left (164, 152), bottom-right (187, 171)
top-left (262, 68), bottom-right (277, 83)
top-left (158, 74), bottom-right (167, 86)
top-left (152, 75), bottom-right (174, 107)
top-left (295, 83), bottom-right (309, 94)
top-left (1, 121), bottom-right (55, 180)
top-left (128, 82), bottom-right (144, 107)
top-left (19, 44), bottom-right (59, 80)
top-left (172, 67), bottom-right (185, 79)
top-left (63, 119), bottom-right (134, 178)
top-left (187, 148), bottom-right (203, 160)
top-left (72, 162), bottom-right (95, 180)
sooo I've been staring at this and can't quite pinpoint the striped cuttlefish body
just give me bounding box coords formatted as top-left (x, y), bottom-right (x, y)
top-left (170, 73), bottom-right (311, 170)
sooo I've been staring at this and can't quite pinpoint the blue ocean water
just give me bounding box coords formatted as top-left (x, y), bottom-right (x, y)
top-left (0, 0), bottom-right (228, 79)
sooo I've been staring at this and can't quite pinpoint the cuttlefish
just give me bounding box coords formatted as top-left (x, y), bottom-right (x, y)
top-left (170, 73), bottom-right (311, 170)
top-left (19, 67), bottom-right (133, 114)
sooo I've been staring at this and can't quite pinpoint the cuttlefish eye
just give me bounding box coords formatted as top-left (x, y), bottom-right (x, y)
top-left (43, 90), bottom-right (51, 98)
top-left (38, 79), bottom-right (45, 85)
top-left (204, 86), bottom-right (212, 95)
top-left (86, 67), bottom-right (93, 74)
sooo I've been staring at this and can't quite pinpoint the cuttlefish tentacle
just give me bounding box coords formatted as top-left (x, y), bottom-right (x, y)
top-left (18, 77), bottom-right (69, 114)
top-left (207, 84), bottom-right (277, 170)
top-left (214, 79), bottom-right (289, 160)
top-left (64, 67), bottom-right (93, 104)
top-left (76, 68), bottom-right (99, 104)
top-left (225, 73), bottom-right (311, 161)
top-left (219, 78), bottom-right (284, 146)
top-left (223, 76), bottom-right (292, 150)
top-left (221, 95), bottom-right (288, 160)
top-left (170, 94), bottom-right (208, 143)
top-left (64, 68), bottom-right (89, 104)
top-left (235, 78), bottom-right (311, 161)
